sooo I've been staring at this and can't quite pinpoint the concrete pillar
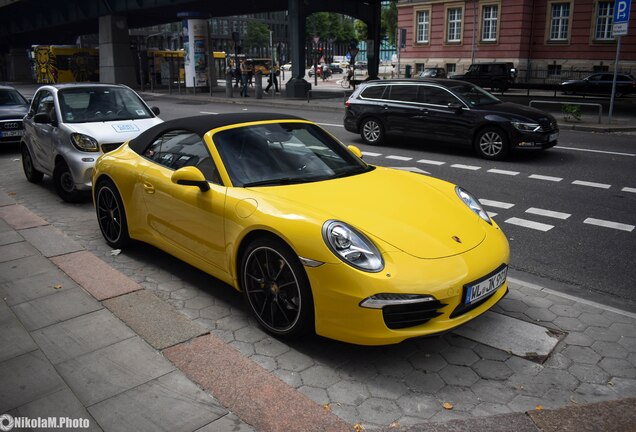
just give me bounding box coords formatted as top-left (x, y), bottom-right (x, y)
top-left (7, 48), bottom-right (32, 82)
top-left (286, 0), bottom-right (310, 98)
top-left (98, 15), bottom-right (136, 86)
top-left (366, 3), bottom-right (382, 81)
top-left (181, 17), bottom-right (209, 88)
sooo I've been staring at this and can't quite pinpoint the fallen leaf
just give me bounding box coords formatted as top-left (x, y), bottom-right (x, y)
top-left (53, 284), bottom-right (62, 289)
top-left (608, 380), bottom-right (614, 386)
top-left (8, 192), bottom-right (16, 196)
top-left (388, 421), bottom-right (400, 429)
top-left (442, 402), bottom-right (453, 410)
top-left (535, 405), bottom-right (543, 411)
top-left (569, 396), bottom-right (578, 404)
top-left (110, 249), bottom-right (122, 256)
top-left (322, 403), bottom-right (331, 412)
top-left (353, 424), bottom-right (365, 432)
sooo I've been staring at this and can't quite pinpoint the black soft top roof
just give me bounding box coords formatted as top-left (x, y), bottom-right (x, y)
top-left (128, 112), bottom-right (304, 155)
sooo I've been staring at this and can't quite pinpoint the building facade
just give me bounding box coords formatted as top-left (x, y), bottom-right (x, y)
top-left (397, 0), bottom-right (636, 81)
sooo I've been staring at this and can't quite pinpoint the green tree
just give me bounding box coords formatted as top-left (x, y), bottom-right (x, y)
top-left (382, 0), bottom-right (398, 46)
top-left (244, 21), bottom-right (270, 56)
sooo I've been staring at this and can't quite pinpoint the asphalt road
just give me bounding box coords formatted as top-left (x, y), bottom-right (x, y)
top-left (149, 97), bottom-right (636, 310)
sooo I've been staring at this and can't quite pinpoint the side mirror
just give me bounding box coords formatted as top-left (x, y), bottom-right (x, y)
top-left (151, 106), bottom-right (161, 115)
top-left (347, 145), bottom-right (363, 159)
top-left (171, 166), bottom-right (210, 192)
top-left (33, 112), bottom-right (52, 124)
top-left (448, 102), bottom-right (463, 113)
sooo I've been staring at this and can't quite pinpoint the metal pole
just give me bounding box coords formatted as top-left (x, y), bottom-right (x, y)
top-left (608, 36), bottom-right (621, 124)
top-left (396, 28), bottom-right (401, 78)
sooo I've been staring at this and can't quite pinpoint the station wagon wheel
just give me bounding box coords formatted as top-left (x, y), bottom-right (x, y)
top-left (241, 237), bottom-right (314, 338)
top-left (53, 160), bottom-right (83, 203)
top-left (21, 145), bottom-right (43, 183)
top-left (95, 179), bottom-right (130, 248)
top-left (475, 127), bottom-right (510, 161)
top-left (360, 117), bottom-right (384, 145)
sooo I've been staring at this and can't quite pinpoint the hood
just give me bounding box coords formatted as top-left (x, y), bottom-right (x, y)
top-left (0, 105), bottom-right (28, 120)
top-left (480, 102), bottom-right (556, 124)
top-left (253, 167), bottom-right (486, 259)
top-left (63, 117), bottom-right (163, 144)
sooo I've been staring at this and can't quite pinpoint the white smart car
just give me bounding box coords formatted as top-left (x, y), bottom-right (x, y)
top-left (21, 83), bottom-right (163, 202)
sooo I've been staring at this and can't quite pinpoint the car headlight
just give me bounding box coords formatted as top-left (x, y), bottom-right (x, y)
top-left (456, 187), bottom-right (492, 225)
top-left (70, 133), bottom-right (99, 152)
top-left (511, 121), bottom-right (544, 132)
top-left (322, 220), bottom-right (384, 272)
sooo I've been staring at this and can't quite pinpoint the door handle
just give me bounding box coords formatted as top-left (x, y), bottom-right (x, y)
top-left (143, 182), bottom-right (155, 194)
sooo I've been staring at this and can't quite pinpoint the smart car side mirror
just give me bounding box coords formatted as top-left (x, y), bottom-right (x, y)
top-left (151, 106), bottom-right (161, 115)
top-left (171, 166), bottom-right (210, 192)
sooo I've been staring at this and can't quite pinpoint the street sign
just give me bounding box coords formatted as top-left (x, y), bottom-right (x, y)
top-left (613, 0), bottom-right (631, 36)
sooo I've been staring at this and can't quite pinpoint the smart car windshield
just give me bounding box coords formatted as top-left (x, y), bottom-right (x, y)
top-left (213, 122), bottom-right (372, 187)
top-left (58, 87), bottom-right (153, 123)
top-left (449, 83), bottom-right (501, 107)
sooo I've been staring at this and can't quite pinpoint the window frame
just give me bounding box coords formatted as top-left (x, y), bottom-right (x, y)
top-left (592, 1), bottom-right (615, 43)
top-left (444, 3), bottom-right (465, 45)
top-left (413, 6), bottom-right (432, 45)
top-left (546, 1), bottom-right (573, 44)
top-left (480, 1), bottom-right (501, 44)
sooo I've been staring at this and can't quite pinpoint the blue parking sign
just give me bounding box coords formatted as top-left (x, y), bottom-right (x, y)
top-left (613, 0), bottom-right (631, 36)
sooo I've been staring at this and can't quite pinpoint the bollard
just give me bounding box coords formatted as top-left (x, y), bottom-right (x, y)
top-left (255, 72), bottom-right (263, 99)
top-left (226, 70), bottom-right (233, 98)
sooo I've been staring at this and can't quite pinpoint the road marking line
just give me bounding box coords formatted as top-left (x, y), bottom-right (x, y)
top-left (389, 166), bottom-right (430, 174)
top-left (386, 155), bottom-right (413, 161)
top-left (451, 164), bottom-right (481, 171)
top-left (488, 168), bottom-right (520, 176)
top-left (361, 151), bottom-right (382, 157)
top-left (584, 218), bottom-right (635, 232)
top-left (529, 174), bottom-right (563, 182)
top-left (417, 159), bottom-right (446, 166)
top-left (622, 187), bottom-right (636, 194)
top-left (526, 207), bottom-right (571, 220)
top-left (479, 199), bottom-right (515, 209)
top-left (505, 217), bottom-right (554, 232)
top-left (487, 211), bottom-right (498, 218)
top-left (559, 146), bottom-right (635, 157)
top-left (199, 111), bottom-right (219, 114)
top-left (572, 180), bottom-right (611, 189)
top-left (316, 122), bottom-right (345, 128)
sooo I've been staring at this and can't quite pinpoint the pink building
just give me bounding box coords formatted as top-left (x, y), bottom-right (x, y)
top-left (396, 0), bottom-right (636, 80)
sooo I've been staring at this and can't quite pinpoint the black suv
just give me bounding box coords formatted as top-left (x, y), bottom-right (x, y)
top-left (343, 79), bottom-right (558, 160)
top-left (452, 62), bottom-right (517, 92)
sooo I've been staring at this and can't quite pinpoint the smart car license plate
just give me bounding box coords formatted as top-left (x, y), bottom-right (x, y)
top-left (465, 266), bottom-right (507, 305)
top-left (549, 132), bottom-right (558, 142)
top-left (0, 130), bottom-right (23, 137)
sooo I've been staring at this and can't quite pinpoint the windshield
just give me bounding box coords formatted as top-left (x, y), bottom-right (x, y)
top-left (448, 83), bottom-right (501, 107)
top-left (0, 89), bottom-right (27, 106)
top-left (213, 122), bottom-right (372, 187)
top-left (58, 87), bottom-right (153, 123)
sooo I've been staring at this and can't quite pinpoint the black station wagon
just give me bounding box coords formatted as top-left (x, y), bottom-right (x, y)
top-left (343, 79), bottom-right (559, 160)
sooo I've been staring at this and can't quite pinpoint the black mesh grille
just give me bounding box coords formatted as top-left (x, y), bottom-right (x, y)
top-left (101, 142), bottom-right (123, 153)
top-left (383, 300), bottom-right (447, 330)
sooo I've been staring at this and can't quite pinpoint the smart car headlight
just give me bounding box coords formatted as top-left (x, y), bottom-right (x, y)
top-left (70, 133), bottom-right (99, 152)
top-left (322, 220), bottom-right (384, 272)
top-left (511, 121), bottom-right (543, 132)
top-left (456, 187), bottom-right (492, 225)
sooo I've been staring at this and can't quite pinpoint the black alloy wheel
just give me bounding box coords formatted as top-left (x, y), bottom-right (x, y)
top-left (53, 161), bottom-right (82, 202)
top-left (241, 237), bottom-right (313, 337)
top-left (475, 127), bottom-right (510, 160)
top-left (95, 179), bottom-right (130, 248)
top-left (360, 117), bottom-right (385, 145)
top-left (21, 145), bottom-right (43, 183)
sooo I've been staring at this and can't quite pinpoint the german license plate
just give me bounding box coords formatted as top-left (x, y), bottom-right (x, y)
top-left (549, 132), bottom-right (558, 142)
top-left (465, 266), bottom-right (507, 305)
top-left (0, 130), bottom-right (23, 137)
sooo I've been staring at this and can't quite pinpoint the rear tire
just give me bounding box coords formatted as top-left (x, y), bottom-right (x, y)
top-left (53, 160), bottom-right (83, 203)
top-left (21, 145), bottom-right (43, 183)
top-left (360, 117), bottom-right (385, 146)
top-left (474, 127), bottom-right (510, 161)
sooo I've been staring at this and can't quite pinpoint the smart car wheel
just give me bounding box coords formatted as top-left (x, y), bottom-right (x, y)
top-left (53, 160), bottom-right (83, 203)
top-left (241, 237), bottom-right (314, 338)
top-left (95, 179), bottom-right (130, 249)
top-left (360, 117), bottom-right (384, 145)
top-left (21, 145), bottom-right (43, 183)
top-left (475, 127), bottom-right (510, 160)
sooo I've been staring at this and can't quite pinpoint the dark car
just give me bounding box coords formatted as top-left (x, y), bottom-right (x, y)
top-left (419, 68), bottom-right (447, 78)
top-left (452, 62), bottom-right (517, 92)
top-left (0, 85), bottom-right (29, 145)
top-left (561, 73), bottom-right (636, 97)
top-left (328, 63), bottom-right (344, 74)
top-left (343, 79), bottom-right (558, 160)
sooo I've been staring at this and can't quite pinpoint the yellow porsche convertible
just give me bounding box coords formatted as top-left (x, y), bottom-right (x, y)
top-left (92, 113), bottom-right (509, 345)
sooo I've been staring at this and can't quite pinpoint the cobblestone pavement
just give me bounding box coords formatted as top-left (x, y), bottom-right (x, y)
top-left (1, 149), bottom-right (635, 430)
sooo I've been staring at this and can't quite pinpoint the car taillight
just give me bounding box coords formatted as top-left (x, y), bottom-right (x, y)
top-left (345, 100), bottom-right (350, 108)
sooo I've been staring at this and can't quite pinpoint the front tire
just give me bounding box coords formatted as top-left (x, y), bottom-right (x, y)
top-left (240, 237), bottom-right (314, 338)
top-left (95, 179), bottom-right (130, 249)
top-left (21, 145), bottom-right (43, 183)
top-left (475, 127), bottom-right (510, 160)
top-left (360, 117), bottom-right (385, 145)
top-left (53, 160), bottom-right (83, 203)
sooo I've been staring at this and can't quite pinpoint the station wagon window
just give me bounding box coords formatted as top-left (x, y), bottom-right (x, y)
top-left (360, 85), bottom-right (386, 100)
top-left (388, 85), bottom-right (419, 103)
top-left (419, 86), bottom-right (459, 106)
top-left (144, 129), bottom-right (221, 184)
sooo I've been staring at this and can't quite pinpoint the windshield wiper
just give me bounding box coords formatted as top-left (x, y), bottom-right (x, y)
top-left (243, 176), bottom-right (324, 187)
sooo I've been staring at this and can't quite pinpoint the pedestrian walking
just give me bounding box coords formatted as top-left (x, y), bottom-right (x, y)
top-left (265, 62), bottom-right (279, 93)
top-left (239, 58), bottom-right (249, 97)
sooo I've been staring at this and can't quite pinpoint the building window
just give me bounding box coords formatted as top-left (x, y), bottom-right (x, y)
top-left (482, 5), bottom-right (499, 42)
top-left (447, 7), bottom-right (463, 43)
top-left (446, 63), bottom-right (457, 77)
top-left (595, 1), bottom-right (614, 40)
top-left (547, 64), bottom-right (562, 77)
top-left (416, 10), bottom-right (430, 43)
top-left (549, 3), bottom-right (571, 41)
